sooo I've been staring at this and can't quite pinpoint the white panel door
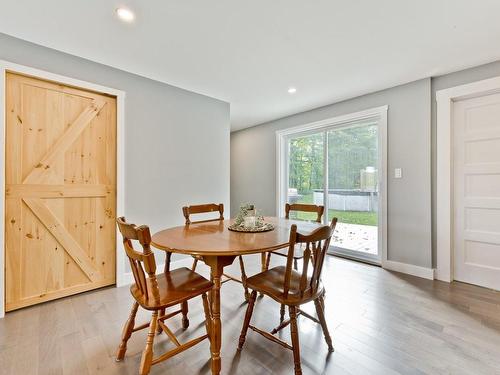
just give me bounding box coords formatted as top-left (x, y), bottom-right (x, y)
top-left (453, 92), bottom-right (500, 290)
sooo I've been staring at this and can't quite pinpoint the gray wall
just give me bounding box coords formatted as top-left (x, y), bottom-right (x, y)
top-left (0, 33), bottom-right (230, 265)
top-left (431, 60), bottom-right (500, 266)
top-left (232, 79), bottom-right (432, 268)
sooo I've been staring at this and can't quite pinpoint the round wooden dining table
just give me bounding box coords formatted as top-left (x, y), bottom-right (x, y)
top-left (151, 216), bottom-right (324, 375)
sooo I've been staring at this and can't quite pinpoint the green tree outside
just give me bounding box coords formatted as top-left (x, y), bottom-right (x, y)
top-left (287, 124), bottom-right (378, 226)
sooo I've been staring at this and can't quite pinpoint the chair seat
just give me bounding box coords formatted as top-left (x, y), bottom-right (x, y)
top-left (245, 266), bottom-right (323, 305)
top-left (130, 267), bottom-right (213, 310)
top-left (270, 244), bottom-right (305, 260)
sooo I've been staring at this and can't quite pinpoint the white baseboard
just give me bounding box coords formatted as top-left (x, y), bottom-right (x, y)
top-left (118, 257), bottom-right (194, 287)
top-left (383, 260), bottom-right (435, 280)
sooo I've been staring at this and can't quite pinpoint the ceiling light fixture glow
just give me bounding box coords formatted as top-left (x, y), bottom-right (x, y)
top-left (288, 87), bottom-right (297, 94)
top-left (116, 7), bottom-right (135, 22)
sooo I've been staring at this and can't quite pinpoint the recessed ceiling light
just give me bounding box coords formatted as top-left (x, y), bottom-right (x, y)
top-left (288, 87), bottom-right (297, 94)
top-left (116, 7), bottom-right (135, 22)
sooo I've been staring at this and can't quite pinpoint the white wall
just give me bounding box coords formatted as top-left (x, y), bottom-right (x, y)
top-left (0, 33), bottom-right (230, 272)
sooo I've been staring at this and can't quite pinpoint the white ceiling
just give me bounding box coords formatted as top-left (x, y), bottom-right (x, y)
top-left (1, 1), bottom-right (500, 131)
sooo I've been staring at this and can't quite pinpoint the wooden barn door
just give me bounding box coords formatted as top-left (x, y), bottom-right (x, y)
top-left (5, 72), bottom-right (117, 311)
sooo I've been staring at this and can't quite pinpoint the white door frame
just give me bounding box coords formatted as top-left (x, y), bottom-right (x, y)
top-left (0, 60), bottom-right (127, 318)
top-left (436, 75), bottom-right (500, 282)
top-left (275, 105), bottom-right (388, 265)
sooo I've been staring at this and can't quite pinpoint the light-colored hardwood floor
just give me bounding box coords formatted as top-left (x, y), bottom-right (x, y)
top-left (1, 254), bottom-right (500, 375)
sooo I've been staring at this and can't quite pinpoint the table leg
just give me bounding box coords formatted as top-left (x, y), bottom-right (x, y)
top-left (203, 255), bottom-right (236, 375)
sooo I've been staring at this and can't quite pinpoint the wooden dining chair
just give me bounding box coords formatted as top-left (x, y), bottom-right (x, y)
top-left (183, 203), bottom-right (251, 300)
top-left (115, 217), bottom-right (213, 375)
top-left (263, 204), bottom-right (326, 322)
top-left (237, 217), bottom-right (337, 375)
top-left (183, 203), bottom-right (224, 271)
top-left (265, 203), bottom-right (325, 271)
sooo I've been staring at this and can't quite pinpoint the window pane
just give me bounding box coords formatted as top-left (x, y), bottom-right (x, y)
top-left (327, 124), bottom-right (378, 256)
top-left (287, 132), bottom-right (324, 221)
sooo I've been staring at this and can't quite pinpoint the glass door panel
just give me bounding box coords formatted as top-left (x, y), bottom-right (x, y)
top-left (286, 132), bottom-right (325, 221)
top-left (327, 123), bottom-right (379, 261)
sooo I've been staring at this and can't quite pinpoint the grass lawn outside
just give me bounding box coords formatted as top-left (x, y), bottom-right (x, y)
top-left (290, 192), bottom-right (378, 226)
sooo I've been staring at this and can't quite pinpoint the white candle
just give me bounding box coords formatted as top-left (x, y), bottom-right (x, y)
top-left (244, 216), bottom-right (256, 228)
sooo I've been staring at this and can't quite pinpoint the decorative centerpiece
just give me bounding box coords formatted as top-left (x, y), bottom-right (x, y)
top-left (228, 204), bottom-right (275, 233)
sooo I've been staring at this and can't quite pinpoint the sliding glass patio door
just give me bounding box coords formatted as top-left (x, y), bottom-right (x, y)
top-left (281, 109), bottom-right (386, 264)
top-left (286, 132), bottom-right (325, 220)
top-left (326, 122), bottom-right (379, 263)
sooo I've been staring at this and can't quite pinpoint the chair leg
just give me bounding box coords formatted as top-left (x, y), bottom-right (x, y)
top-left (157, 308), bottom-right (165, 334)
top-left (181, 301), bottom-right (189, 329)
top-left (139, 310), bottom-right (158, 375)
top-left (265, 252), bottom-right (271, 271)
top-left (202, 292), bottom-right (212, 337)
top-left (314, 295), bottom-right (334, 352)
top-left (289, 306), bottom-right (302, 375)
top-left (280, 303), bottom-right (286, 323)
top-left (116, 302), bottom-right (139, 361)
top-left (259, 253), bottom-right (268, 297)
top-left (202, 292), bottom-right (213, 356)
top-left (238, 290), bottom-right (257, 350)
top-left (164, 252), bottom-right (172, 273)
top-left (238, 256), bottom-right (250, 301)
top-left (293, 258), bottom-right (298, 271)
top-left (191, 257), bottom-right (198, 271)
